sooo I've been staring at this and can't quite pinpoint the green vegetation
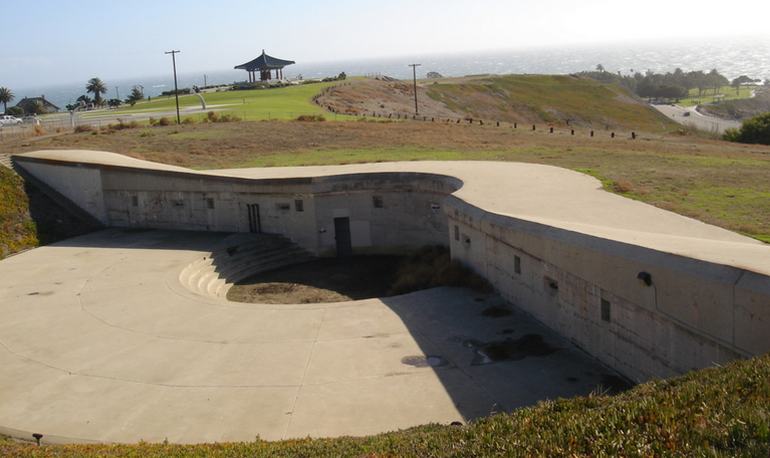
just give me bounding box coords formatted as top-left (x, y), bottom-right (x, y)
top-left (0, 166), bottom-right (37, 258)
top-left (2, 354), bottom-right (769, 456)
top-left (0, 87), bottom-right (14, 113)
top-left (426, 75), bottom-right (675, 132)
top-left (724, 112), bottom-right (770, 146)
top-left (99, 81), bottom-right (345, 121)
top-left (678, 85), bottom-right (756, 107)
top-left (86, 77), bottom-right (108, 106)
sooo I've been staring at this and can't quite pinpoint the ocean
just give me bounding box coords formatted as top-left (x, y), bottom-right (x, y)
top-left (14, 37), bottom-right (770, 111)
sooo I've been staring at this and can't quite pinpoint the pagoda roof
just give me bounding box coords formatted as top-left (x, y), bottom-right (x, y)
top-left (234, 50), bottom-right (295, 71)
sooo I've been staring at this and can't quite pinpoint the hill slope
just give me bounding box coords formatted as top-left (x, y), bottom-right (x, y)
top-left (315, 75), bottom-right (677, 132)
top-left (427, 74), bottom-right (676, 132)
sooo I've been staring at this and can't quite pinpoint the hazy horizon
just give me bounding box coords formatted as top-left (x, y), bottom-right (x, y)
top-left (3, 0), bottom-right (770, 90)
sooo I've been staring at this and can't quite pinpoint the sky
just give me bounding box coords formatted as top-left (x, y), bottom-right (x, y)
top-left (3, 0), bottom-right (770, 89)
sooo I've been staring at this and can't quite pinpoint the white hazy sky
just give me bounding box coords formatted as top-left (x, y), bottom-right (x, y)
top-left (3, 0), bottom-right (770, 88)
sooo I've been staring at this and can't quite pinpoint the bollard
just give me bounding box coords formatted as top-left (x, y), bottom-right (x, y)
top-left (590, 130), bottom-right (594, 137)
top-left (514, 122), bottom-right (517, 129)
top-left (571, 129), bottom-right (575, 135)
top-left (532, 125), bottom-right (536, 131)
top-left (496, 121), bottom-right (500, 127)
top-left (549, 127), bottom-right (554, 134)
top-left (457, 119), bottom-right (461, 124)
top-left (479, 120), bottom-right (483, 125)
top-left (431, 117), bottom-right (434, 122)
top-left (631, 131), bottom-right (636, 140)
top-left (611, 132), bottom-right (615, 138)
top-left (468, 118), bottom-right (473, 124)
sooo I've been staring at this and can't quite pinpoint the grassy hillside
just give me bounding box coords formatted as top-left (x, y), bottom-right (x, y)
top-left (0, 166), bottom-right (38, 258)
top-left (2, 354), bottom-right (769, 456)
top-left (85, 81), bottom-right (344, 121)
top-left (426, 74), bottom-right (676, 132)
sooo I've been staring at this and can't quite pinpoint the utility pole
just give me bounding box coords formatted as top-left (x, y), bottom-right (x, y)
top-left (204, 74), bottom-right (208, 87)
top-left (408, 63), bottom-right (421, 115)
top-left (165, 50), bottom-right (181, 124)
top-left (115, 86), bottom-right (120, 100)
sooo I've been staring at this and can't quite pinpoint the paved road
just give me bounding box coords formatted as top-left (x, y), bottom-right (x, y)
top-left (652, 103), bottom-right (741, 134)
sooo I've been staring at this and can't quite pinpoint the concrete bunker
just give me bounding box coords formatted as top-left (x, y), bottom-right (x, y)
top-left (11, 151), bottom-right (770, 385)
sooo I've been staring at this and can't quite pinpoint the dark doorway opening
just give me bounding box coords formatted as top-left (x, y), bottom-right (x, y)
top-left (334, 217), bottom-right (352, 257)
top-left (247, 204), bottom-right (261, 233)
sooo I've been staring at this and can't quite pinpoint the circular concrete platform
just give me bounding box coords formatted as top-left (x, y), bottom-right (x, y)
top-left (0, 229), bottom-right (617, 444)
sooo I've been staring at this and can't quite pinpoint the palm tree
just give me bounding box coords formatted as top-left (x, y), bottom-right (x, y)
top-left (0, 87), bottom-right (14, 113)
top-left (86, 78), bottom-right (108, 105)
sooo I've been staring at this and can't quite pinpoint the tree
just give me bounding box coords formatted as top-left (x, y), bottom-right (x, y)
top-left (125, 86), bottom-right (144, 106)
top-left (596, 64), bottom-right (605, 72)
top-left (731, 75), bottom-right (755, 95)
top-left (724, 112), bottom-right (770, 145)
top-left (6, 106), bottom-right (23, 117)
top-left (0, 87), bottom-right (14, 113)
top-left (107, 98), bottom-right (122, 108)
top-left (76, 94), bottom-right (93, 107)
top-left (86, 77), bottom-right (108, 105)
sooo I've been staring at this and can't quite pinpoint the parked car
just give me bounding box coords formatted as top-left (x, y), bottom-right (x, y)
top-left (0, 115), bottom-right (22, 126)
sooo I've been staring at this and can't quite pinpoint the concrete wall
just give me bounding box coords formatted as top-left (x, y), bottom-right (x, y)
top-left (21, 161), bottom-right (457, 256)
top-left (14, 157), bottom-right (770, 382)
top-left (18, 161), bottom-right (107, 224)
top-left (445, 197), bottom-right (764, 382)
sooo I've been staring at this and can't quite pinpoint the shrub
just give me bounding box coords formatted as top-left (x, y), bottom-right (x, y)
top-left (723, 112), bottom-right (770, 145)
top-left (181, 117), bottom-right (195, 125)
top-left (296, 114), bottom-right (326, 122)
top-left (5, 106), bottom-right (23, 117)
top-left (206, 111), bottom-right (219, 122)
top-left (74, 124), bottom-right (93, 133)
top-left (33, 125), bottom-right (45, 136)
top-left (157, 117), bottom-right (171, 126)
top-left (388, 245), bottom-right (491, 295)
top-left (105, 120), bottom-right (139, 131)
top-left (148, 117), bottom-right (157, 126)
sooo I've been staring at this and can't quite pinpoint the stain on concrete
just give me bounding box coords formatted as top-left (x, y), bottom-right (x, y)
top-left (481, 305), bottom-right (512, 318)
top-left (401, 355), bottom-right (449, 368)
top-left (465, 334), bottom-right (558, 365)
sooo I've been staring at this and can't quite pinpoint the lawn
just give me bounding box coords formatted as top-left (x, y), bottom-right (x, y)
top-left (678, 84), bottom-right (757, 107)
top-left (82, 81), bottom-right (346, 121)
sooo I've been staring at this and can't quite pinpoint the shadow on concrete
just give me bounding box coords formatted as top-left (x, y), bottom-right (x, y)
top-left (41, 228), bottom-right (633, 425)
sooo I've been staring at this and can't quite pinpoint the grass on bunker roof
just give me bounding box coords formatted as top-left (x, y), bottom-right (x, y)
top-left (7, 119), bottom-right (770, 243)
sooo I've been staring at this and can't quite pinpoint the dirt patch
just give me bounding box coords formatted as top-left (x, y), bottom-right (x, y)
top-left (227, 256), bottom-right (403, 304)
top-left (315, 78), bottom-right (460, 118)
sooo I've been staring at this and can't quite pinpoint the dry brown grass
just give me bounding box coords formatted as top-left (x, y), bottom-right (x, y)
top-left (5, 119), bottom-right (770, 241)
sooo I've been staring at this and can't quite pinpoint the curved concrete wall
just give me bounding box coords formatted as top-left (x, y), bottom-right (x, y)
top-left (12, 152), bottom-right (770, 383)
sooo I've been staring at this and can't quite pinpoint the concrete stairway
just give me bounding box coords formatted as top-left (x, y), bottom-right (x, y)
top-left (179, 233), bottom-right (315, 299)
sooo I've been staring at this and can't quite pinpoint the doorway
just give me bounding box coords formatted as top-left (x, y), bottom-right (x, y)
top-left (247, 204), bottom-right (261, 233)
top-left (334, 217), bottom-right (352, 257)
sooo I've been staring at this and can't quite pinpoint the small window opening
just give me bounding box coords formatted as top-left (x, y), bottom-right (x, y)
top-left (295, 199), bottom-right (304, 212)
top-left (172, 199), bottom-right (184, 208)
top-left (131, 195), bottom-right (138, 207)
top-left (544, 276), bottom-right (558, 294)
top-left (276, 203), bottom-right (290, 211)
top-left (514, 255), bottom-right (521, 274)
top-left (206, 198), bottom-right (215, 209)
top-left (372, 195), bottom-right (384, 208)
top-left (601, 298), bottom-right (611, 322)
